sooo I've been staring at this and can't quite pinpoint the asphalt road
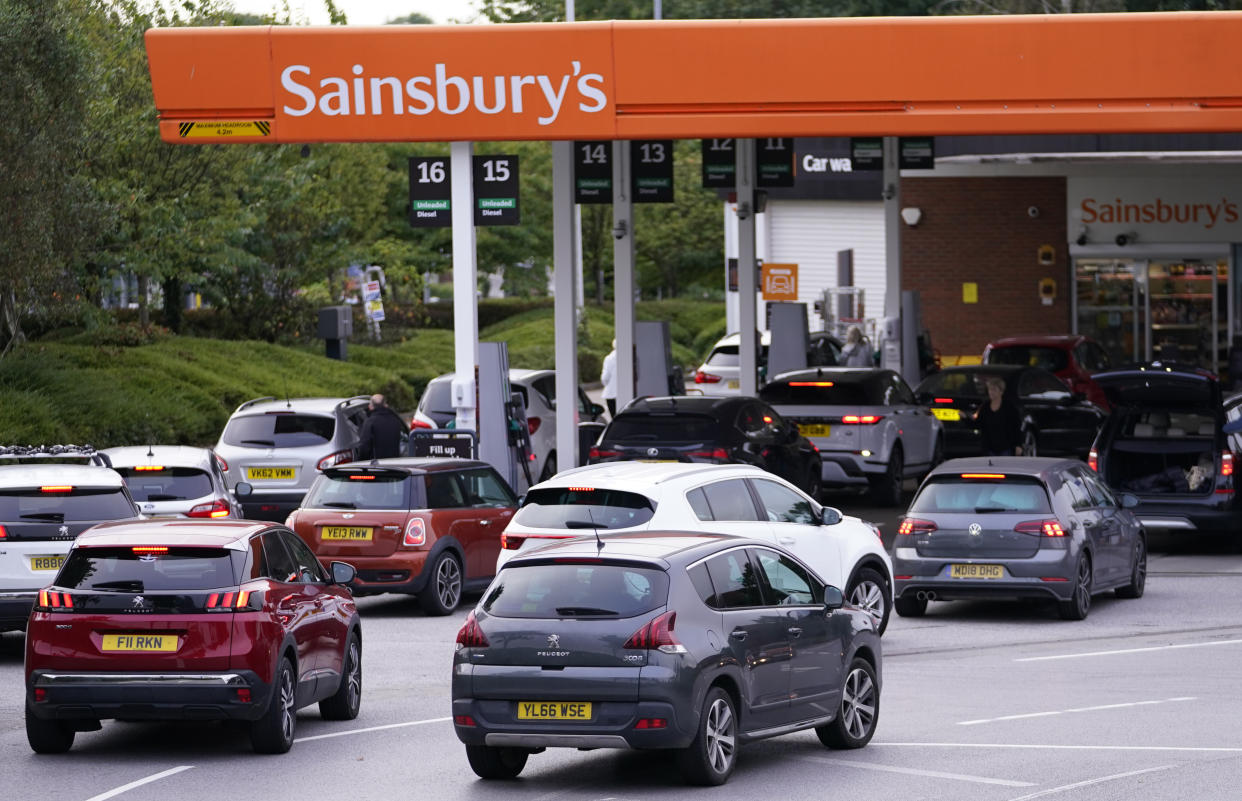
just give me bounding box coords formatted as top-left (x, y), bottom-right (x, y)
top-left (4, 497), bottom-right (1241, 801)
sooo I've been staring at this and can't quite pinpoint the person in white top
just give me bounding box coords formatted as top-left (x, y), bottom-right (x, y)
top-left (841, 326), bottom-right (874, 367)
top-left (600, 339), bottom-right (618, 417)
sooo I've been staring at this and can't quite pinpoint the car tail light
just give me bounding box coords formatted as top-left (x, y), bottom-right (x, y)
top-left (789, 381), bottom-right (834, 387)
top-left (840, 415), bottom-right (884, 425)
top-left (1087, 448), bottom-right (1098, 472)
top-left (1014, 520), bottom-right (1066, 537)
top-left (41, 485), bottom-right (73, 493)
top-left (589, 447), bottom-right (619, 460)
top-left (34, 688), bottom-right (47, 703)
top-left (207, 588), bottom-right (263, 611)
top-left (960, 473), bottom-right (1006, 480)
top-left (934, 398), bottom-right (953, 404)
top-left (187, 499), bottom-right (231, 519)
top-left (635, 718), bottom-right (668, 729)
top-left (502, 532), bottom-right (571, 550)
top-left (37, 590), bottom-right (74, 610)
top-left (214, 452), bottom-right (228, 472)
top-left (403, 517), bottom-right (427, 547)
top-left (134, 465), bottom-right (165, 472)
top-left (456, 611), bottom-right (490, 648)
top-left (0, 524), bottom-right (6, 540)
top-left (409, 418), bottom-right (432, 431)
top-left (454, 715), bottom-right (477, 727)
top-left (624, 610), bottom-right (686, 654)
top-left (132, 546), bottom-right (169, 554)
top-left (236, 688), bottom-right (252, 704)
top-left (694, 371), bottom-right (722, 384)
top-left (897, 518), bottom-right (937, 536)
top-left (1222, 451), bottom-right (1234, 477)
top-left (318, 449), bottom-right (354, 471)
top-left (527, 417), bottom-right (542, 435)
top-left (688, 448), bottom-right (729, 460)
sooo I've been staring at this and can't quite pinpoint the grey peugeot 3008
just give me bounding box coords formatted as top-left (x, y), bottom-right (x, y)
top-left (451, 532), bottom-right (882, 786)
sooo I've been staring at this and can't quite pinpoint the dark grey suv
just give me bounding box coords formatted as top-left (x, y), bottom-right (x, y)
top-left (451, 532), bottom-right (881, 785)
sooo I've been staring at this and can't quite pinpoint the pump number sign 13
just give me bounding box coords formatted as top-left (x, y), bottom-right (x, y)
top-left (631, 140), bottom-right (673, 203)
top-left (473, 155), bottom-right (520, 225)
top-left (408, 156), bottom-right (451, 228)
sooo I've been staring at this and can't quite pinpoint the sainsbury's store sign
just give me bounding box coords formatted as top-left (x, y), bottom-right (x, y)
top-left (1069, 175), bottom-right (1242, 243)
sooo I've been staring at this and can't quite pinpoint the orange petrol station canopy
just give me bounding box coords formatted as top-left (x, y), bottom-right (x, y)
top-left (146, 13), bottom-right (1242, 145)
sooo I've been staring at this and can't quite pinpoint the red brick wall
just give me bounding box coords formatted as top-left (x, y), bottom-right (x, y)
top-left (902, 176), bottom-right (1070, 361)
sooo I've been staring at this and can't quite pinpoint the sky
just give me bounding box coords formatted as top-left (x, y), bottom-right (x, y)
top-left (225, 0), bottom-right (490, 25)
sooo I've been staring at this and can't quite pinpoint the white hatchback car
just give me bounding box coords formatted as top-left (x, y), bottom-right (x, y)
top-left (102, 446), bottom-right (242, 520)
top-left (692, 330), bottom-right (844, 396)
top-left (498, 461), bottom-right (895, 633)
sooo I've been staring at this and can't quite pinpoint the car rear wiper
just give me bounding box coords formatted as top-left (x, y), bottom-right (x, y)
top-left (555, 607), bottom-right (618, 616)
top-left (323, 502), bottom-right (356, 509)
top-left (144, 494), bottom-right (183, 501)
top-left (974, 506), bottom-right (1021, 513)
top-left (241, 439), bottom-right (276, 446)
top-left (565, 520), bottom-right (607, 529)
top-left (20, 512), bottom-right (65, 522)
top-left (92, 580), bottom-right (145, 592)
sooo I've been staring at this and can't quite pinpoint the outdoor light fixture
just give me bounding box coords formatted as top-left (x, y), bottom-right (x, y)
top-left (900, 207), bottom-right (922, 227)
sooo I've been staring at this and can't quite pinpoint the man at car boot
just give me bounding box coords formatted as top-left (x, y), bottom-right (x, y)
top-left (358, 394), bottom-right (405, 459)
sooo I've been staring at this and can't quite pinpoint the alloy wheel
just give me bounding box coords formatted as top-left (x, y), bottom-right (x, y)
top-left (279, 668), bottom-right (296, 742)
top-left (704, 697), bottom-right (736, 774)
top-left (437, 556), bottom-right (462, 609)
top-left (841, 666), bottom-right (877, 740)
top-left (849, 581), bottom-right (886, 628)
top-left (345, 640), bottom-right (361, 709)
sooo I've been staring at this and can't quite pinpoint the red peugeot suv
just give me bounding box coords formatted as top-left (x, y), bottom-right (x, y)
top-left (24, 519), bottom-right (362, 754)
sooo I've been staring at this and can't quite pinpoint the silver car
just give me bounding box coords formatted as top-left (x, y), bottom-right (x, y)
top-left (892, 456), bottom-right (1146, 621)
top-left (102, 445), bottom-right (241, 519)
top-left (214, 396), bottom-right (371, 521)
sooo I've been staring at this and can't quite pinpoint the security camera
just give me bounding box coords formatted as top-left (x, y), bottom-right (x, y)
top-left (1076, 234), bottom-right (1088, 246)
top-left (612, 220), bottom-right (628, 240)
top-left (1115, 232), bottom-right (1136, 247)
top-left (1027, 206), bottom-right (1040, 219)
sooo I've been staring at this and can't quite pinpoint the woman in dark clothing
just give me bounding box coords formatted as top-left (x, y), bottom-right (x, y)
top-left (974, 376), bottom-right (1024, 456)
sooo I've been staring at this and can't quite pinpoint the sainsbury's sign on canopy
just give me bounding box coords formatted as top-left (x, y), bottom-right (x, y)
top-left (1068, 174), bottom-right (1242, 243)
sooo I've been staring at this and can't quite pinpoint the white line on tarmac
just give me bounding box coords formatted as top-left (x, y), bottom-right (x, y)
top-left (1002, 765), bottom-right (1175, 801)
top-left (1015, 638), bottom-right (1242, 662)
top-left (957, 696), bottom-right (1197, 726)
top-left (84, 766), bottom-right (193, 801)
top-left (874, 742), bottom-right (1242, 753)
top-left (295, 715), bottom-right (452, 743)
top-left (803, 755), bottom-right (1036, 787)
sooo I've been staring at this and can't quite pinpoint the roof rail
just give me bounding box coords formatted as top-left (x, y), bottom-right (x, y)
top-left (234, 396), bottom-right (278, 413)
top-left (0, 444), bottom-right (111, 467)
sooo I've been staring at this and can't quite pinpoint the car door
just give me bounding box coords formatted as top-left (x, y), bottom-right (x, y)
top-left (279, 529), bottom-right (344, 687)
top-left (701, 547), bottom-right (797, 731)
top-left (748, 477), bottom-right (847, 588)
top-left (756, 402), bottom-right (802, 483)
top-left (1080, 469), bottom-right (1131, 582)
top-left (457, 467), bottom-right (517, 581)
top-left (886, 373), bottom-right (934, 468)
top-left (1059, 469), bottom-right (1112, 581)
top-left (425, 471), bottom-right (491, 577)
top-left (685, 478), bottom-right (768, 539)
top-left (1019, 369), bottom-right (1096, 456)
top-left (750, 546), bottom-right (844, 717)
top-left (262, 532), bottom-right (323, 698)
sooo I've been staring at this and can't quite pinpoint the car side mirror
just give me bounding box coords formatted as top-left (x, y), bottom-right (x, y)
top-left (820, 506), bottom-right (843, 526)
top-left (233, 482), bottom-right (253, 498)
top-left (823, 585), bottom-right (845, 611)
top-left (330, 561), bottom-right (356, 585)
top-left (590, 402), bottom-right (605, 417)
top-left (1120, 492), bottom-right (1140, 509)
top-left (517, 493), bottom-right (527, 507)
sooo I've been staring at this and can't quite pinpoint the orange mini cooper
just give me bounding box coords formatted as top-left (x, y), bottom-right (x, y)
top-left (287, 459), bottom-right (518, 615)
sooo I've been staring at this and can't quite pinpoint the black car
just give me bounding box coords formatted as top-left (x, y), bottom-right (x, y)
top-left (452, 532), bottom-right (882, 785)
top-left (588, 396), bottom-right (824, 496)
top-left (914, 365), bottom-right (1106, 460)
top-left (1089, 363), bottom-right (1236, 536)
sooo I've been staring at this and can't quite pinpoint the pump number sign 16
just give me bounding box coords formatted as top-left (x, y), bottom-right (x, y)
top-left (408, 157), bottom-right (451, 228)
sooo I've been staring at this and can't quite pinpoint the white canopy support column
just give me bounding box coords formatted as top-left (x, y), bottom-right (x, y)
top-left (612, 140), bottom-right (635, 410)
top-left (736, 138), bottom-right (759, 397)
top-left (451, 141), bottom-right (479, 435)
top-left (553, 140), bottom-right (580, 471)
top-left (882, 135), bottom-right (903, 376)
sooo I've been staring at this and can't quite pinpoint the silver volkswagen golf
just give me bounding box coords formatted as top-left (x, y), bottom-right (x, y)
top-left (452, 532), bottom-right (881, 786)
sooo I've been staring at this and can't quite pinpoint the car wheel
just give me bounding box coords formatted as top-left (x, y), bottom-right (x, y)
top-left (816, 657), bottom-right (880, 749)
top-left (1115, 536), bottom-right (1147, 599)
top-left (420, 552), bottom-right (463, 616)
top-left (251, 656), bottom-right (297, 754)
top-left (26, 707), bottom-right (75, 754)
top-left (465, 744), bottom-right (528, 780)
top-left (847, 568), bottom-right (891, 635)
top-left (539, 452), bottom-right (558, 482)
top-left (1022, 428), bottom-right (1038, 457)
top-left (894, 594), bottom-right (927, 617)
top-left (1058, 553), bottom-right (1093, 620)
top-left (804, 459), bottom-right (823, 500)
top-left (677, 686), bottom-right (738, 786)
top-left (319, 632), bottom-right (362, 721)
top-left (870, 446), bottom-right (903, 508)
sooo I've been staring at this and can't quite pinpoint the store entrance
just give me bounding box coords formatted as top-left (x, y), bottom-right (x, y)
top-left (1074, 257), bottom-right (1230, 372)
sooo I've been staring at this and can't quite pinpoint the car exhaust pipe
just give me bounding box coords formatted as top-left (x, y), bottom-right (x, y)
top-left (916, 591), bottom-right (937, 601)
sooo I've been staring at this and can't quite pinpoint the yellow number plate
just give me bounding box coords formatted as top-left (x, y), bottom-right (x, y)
top-left (799, 424), bottom-right (832, 437)
top-left (726, 380), bottom-right (740, 389)
top-left (516, 701), bottom-right (593, 721)
top-left (322, 526), bottom-right (373, 541)
top-left (950, 564), bottom-right (1004, 579)
top-left (932, 408), bottom-right (962, 422)
top-left (246, 467), bottom-right (296, 480)
top-left (101, 634), bottom-right (179, 652)
top-left (31, 555), bottom-right (65, 571)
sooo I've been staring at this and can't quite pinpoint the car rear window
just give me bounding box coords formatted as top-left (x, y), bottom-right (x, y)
top-left (513, 487), bottom-right (655, 530)
top-left (221, 413), bottom-right (335, 448)
top-left (57, 546), bottom-right (239, 591)
top-left (606, 413), bottom-right (721, 442)
top-left (985, 346), bottom-right (1069, 373)
top-left (419, 380), bottom-right (453, 414)
top-left (304, 471), bottom-right (410, 510)
top-left (114, 467), bottom-right (213, 502)
top-left (916, 371), bottom-right (1002, 400)
top-left (484, 562), bottom-right (669, 618)
top-left (759, 381), bottom-right (873, 405)
top-left (909, 476), bottom-right (1052, 514)
top-left (0, 487), bottom-right (135, 522)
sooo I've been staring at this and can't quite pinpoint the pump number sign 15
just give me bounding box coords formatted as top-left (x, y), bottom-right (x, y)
top-left (473, 155), bottom-right (520, 226)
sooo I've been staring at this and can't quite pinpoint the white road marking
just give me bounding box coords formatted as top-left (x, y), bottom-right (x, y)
top-left (295, 715), bottom-right (452, 743)
top-left (803, 755), bottom-right (1036, 787)
top-left (874, 742), bottom-right (1242, 753)
top-left (1003, 765), bottom-right (1175, 801)
top-left (957, 696), bottom-right (1196, 726)
top-left (84, 766), bottom-right (193, 801)
top-left (1016, 638), bottom-right (1242, 662)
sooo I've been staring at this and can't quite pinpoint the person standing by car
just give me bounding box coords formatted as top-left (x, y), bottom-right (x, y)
top-left (600, 339), bottom-right (618, 417)
top-left (973, 376), bottom-right (1024, 456)
top-left (841, 326), bottom-right (873, 367)
top-left (357, 394), bottom-right (405, 459)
